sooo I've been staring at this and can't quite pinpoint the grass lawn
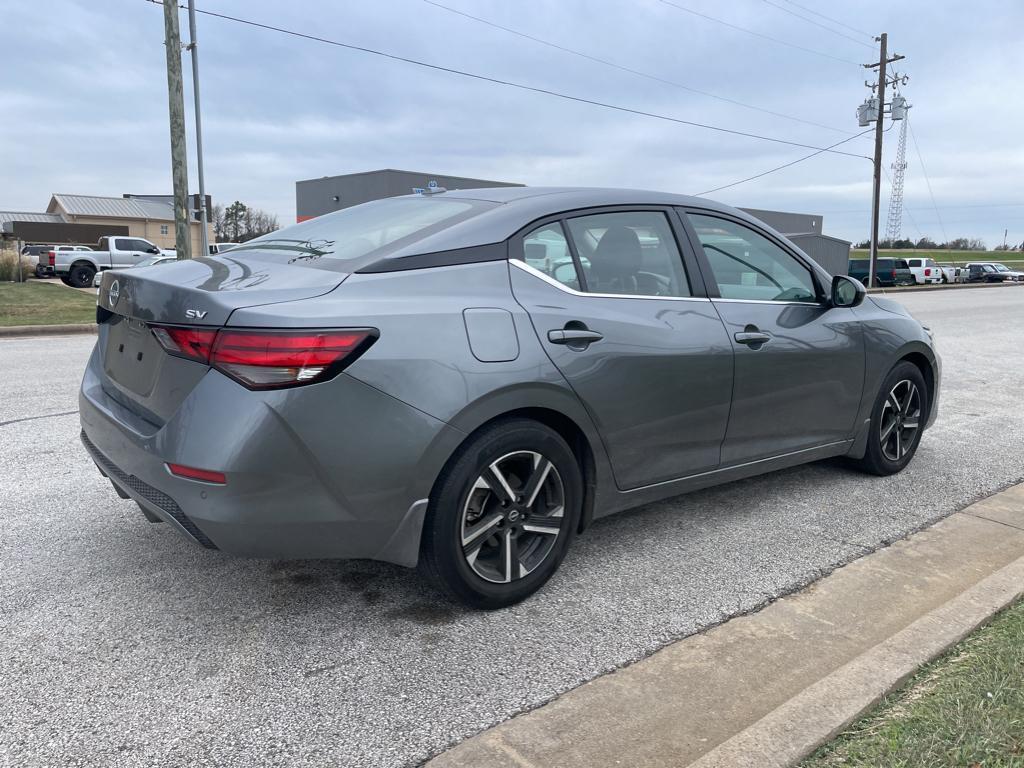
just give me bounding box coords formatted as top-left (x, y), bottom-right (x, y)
top-left (0, 281), bottom-right (97, 326)
top-left (852, 249), bottom-right (1024, 271)
top-left (802, 599), bottom-right (1024, 767)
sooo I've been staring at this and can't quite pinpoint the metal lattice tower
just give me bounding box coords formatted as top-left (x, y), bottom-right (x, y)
top-left (885, 118), bottom-right (909, 242)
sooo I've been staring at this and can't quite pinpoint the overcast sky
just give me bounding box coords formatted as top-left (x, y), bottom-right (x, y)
top-left (3, 0), bottom-right (1022, 246)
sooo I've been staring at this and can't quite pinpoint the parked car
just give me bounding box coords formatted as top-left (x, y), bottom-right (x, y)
top-left (847, 257), bottom-right (915, 287)
top-left (53, 236), bottom-right (174, 288)
top-left (935, 263), bottom-right (962, 284)
top-left (209, 242), bottom-right (241, 255)
top-left (905, 257), bottom-right (942, 285)
top-left (82, 188), bottom-right (940, 608)
top-left (92, 254), bottom-right (177, 288)
top-left (20, 244), bottom-right (92, 278)
top-left (964, 262), bottom-right (1024, 283)
top-left (963, 263), bottom-right (1006, 283)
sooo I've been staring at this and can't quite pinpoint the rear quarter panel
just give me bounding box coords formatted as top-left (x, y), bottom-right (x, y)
top-left (226, 259), bottom-right (617, 514)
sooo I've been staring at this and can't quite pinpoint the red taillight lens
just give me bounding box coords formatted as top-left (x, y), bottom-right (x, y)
top-left (149, 325), bottom-right (376, 389)
top-left (151, 326), bottom-right (218, 363)
top-left (924, 268), bottom-right (931, 276)
top-left (48, 251), bottom-right (56, 266)
top-left (212, 329), bottom-right (375, 389)
top-left (891, 269), bottom-right (897, 278)
top-left (166, 463), bottom-right (226, 484)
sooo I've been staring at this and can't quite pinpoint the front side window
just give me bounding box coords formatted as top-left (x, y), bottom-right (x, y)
top-left (565, 211), bottom-right (690, 297)
top-left (688, 214), bottom-right (818, 303)
top-left (521, 222), bottom-right (580, 290)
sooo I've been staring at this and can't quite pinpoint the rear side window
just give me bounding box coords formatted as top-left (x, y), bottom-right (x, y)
top-left (229, 196), bottom-right (495, 268)
top-left (908, 259), bottom-right (921, 267)
top-left (896, 259), bottom-right (909, 268)
top-left (564, 211), bottom-right (690, 297)
top-left (688, 214), bottom-right (818, 303)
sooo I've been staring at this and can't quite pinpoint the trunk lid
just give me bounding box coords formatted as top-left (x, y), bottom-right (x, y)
top-left (95, 257), bottom-right (346, 426)
top-left (97, 256), bottom-right (346, 327)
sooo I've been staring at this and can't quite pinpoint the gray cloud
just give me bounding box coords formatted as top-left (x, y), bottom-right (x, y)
top-left (2, 0), bottom-right (1022, 246)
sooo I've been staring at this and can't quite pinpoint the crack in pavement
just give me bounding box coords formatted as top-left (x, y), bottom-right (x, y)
top-left (0, 410), bottom-right (79, 429)
top-left (963, 510), bottom-right (1024, 533)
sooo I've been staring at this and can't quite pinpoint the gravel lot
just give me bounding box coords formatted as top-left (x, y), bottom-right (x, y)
top-left (2, 287), bottom-right (1022, 767)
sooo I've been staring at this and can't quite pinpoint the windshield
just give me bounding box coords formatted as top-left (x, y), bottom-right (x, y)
top-left (227, 196), bottom-right (496, 269)
top-left (994, 264), bottom-right (1009, 271)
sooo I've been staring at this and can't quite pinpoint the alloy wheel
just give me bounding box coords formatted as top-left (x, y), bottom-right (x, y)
top-left (460, 450), bottom-right (565, 584)
top-left (879, 379), bottom-right (921, 462)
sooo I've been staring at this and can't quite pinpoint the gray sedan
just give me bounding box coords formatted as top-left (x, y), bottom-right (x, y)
top-left (82, 187), bottom-right (939, 608)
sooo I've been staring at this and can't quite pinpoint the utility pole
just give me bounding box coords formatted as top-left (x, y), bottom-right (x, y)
top-left (861, 34), bottom-right (904, 288)
top-left (162, 0), bottom-right (192, 259)
top-left (186, 0), bottom-right (210, 259)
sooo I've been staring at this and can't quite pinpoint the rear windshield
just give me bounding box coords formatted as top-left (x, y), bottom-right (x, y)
top-left (226, 196), bottom-right (497, 270)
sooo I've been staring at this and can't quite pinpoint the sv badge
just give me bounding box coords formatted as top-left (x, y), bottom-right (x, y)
top-left (185, 309), bottom-right (208, 320)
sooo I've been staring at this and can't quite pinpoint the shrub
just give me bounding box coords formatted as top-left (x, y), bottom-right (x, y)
top-left (0, 252), bottom-right (35, 282)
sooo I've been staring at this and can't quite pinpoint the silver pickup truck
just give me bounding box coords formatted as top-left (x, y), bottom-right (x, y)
top-left (54, 236), bottom-right (175, 287)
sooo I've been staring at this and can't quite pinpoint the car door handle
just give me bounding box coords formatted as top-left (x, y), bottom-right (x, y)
top-left (734, 331), bottom-right (772, 346)
top-left (548, 329), bottom-right (604, 345)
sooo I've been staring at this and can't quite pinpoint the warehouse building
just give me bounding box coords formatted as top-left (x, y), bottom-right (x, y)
top-left (295, 169), bottom-right (522, 222)
top-left (740, 207), bottom-right (850, 276)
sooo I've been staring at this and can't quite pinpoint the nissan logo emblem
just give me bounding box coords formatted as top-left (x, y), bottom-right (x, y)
top-left (108, 279), bottom-right (120, 308)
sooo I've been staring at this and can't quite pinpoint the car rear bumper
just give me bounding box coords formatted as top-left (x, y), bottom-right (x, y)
top-left (79, 342), bottom-right (463, 566)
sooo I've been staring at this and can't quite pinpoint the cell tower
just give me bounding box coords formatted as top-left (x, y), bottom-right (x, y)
top-left (885, 116), bottom-right (909, 242)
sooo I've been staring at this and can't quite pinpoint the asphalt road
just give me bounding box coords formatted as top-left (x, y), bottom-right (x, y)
top-left (2, 287), bottom-right (1023, 767)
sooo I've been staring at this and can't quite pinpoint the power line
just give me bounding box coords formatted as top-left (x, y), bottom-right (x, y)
top-left (906, 116), bottom-right (948, 244)
top-left (696, 129), bottom-right (873, 196)
top-left (147, 1), bottom-right (870, 159)
top-left (761, 0), bottom-right (876, 49)
top-left (422, 0), bottom-right (851, 134)
top-left (657, 0), bottom-right (862, 66)
top-left (777, 0), bottom-right (875, 39)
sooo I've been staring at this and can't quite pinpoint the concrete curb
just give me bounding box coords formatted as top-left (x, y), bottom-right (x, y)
top-left (0, 324), bottom-right (96, 338)
top-left (868, 281), bottom-right (1013, 294)
top-left (428, 484), bottom-right (1024, 768)
top-left (691, 553), bottom-right (1024, 768)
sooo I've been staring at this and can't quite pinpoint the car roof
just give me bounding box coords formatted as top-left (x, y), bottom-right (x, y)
top-left (373, 186), bottom-right (770, 267)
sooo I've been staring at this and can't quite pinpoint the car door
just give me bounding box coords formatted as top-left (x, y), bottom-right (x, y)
top-left (680, 210), bottom-right (865, 466)
top-left (509, 207), bottom-right (733, 490)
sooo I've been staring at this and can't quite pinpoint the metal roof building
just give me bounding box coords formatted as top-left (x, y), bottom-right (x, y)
top-left (296, 169), bottom-right (523, 222)
top-left (741, 207), bottom-right (850, 277)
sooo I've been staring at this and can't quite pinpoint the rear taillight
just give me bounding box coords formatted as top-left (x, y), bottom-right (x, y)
top-left (924, 268), bottom-right (931, 276)
top-left (48, 251), bottom-right (55, 266)
top-left (151, 326), bottom-right (217, 364)
top-left (891, 269), bottom-right (897, 278)
top-left (150, 325), bottom-right (377, 390)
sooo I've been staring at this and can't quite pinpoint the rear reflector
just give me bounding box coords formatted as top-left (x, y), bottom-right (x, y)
top-left (150, 325), bottom-right (377, 390)
top-left (166, 463), bottom-right (226, 484)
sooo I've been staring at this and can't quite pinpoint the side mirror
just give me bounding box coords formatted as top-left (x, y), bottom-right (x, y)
top-left (147, 246), bottom-right (160, 254)
top-left (831, 274), bottom-right (865, 308)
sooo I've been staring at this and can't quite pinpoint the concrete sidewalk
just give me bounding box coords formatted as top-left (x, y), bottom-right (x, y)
top-left (429, 483), bottom-right (1024, 768)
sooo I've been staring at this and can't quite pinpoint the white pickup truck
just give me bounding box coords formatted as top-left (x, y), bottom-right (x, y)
top-left (53, 236), bottom-right (174, 287)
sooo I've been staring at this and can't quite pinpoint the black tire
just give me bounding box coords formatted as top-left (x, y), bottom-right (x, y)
top-left (67, 263), bottom-right (96, 289)
top-left (419, 418), bottom-right (582, 609)
top-left (34, 265), bottom-right (47, 279)
top-left (851, 361), bottom-right (928, 476)
top-left (59, 276), bottom-right (73, 286)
